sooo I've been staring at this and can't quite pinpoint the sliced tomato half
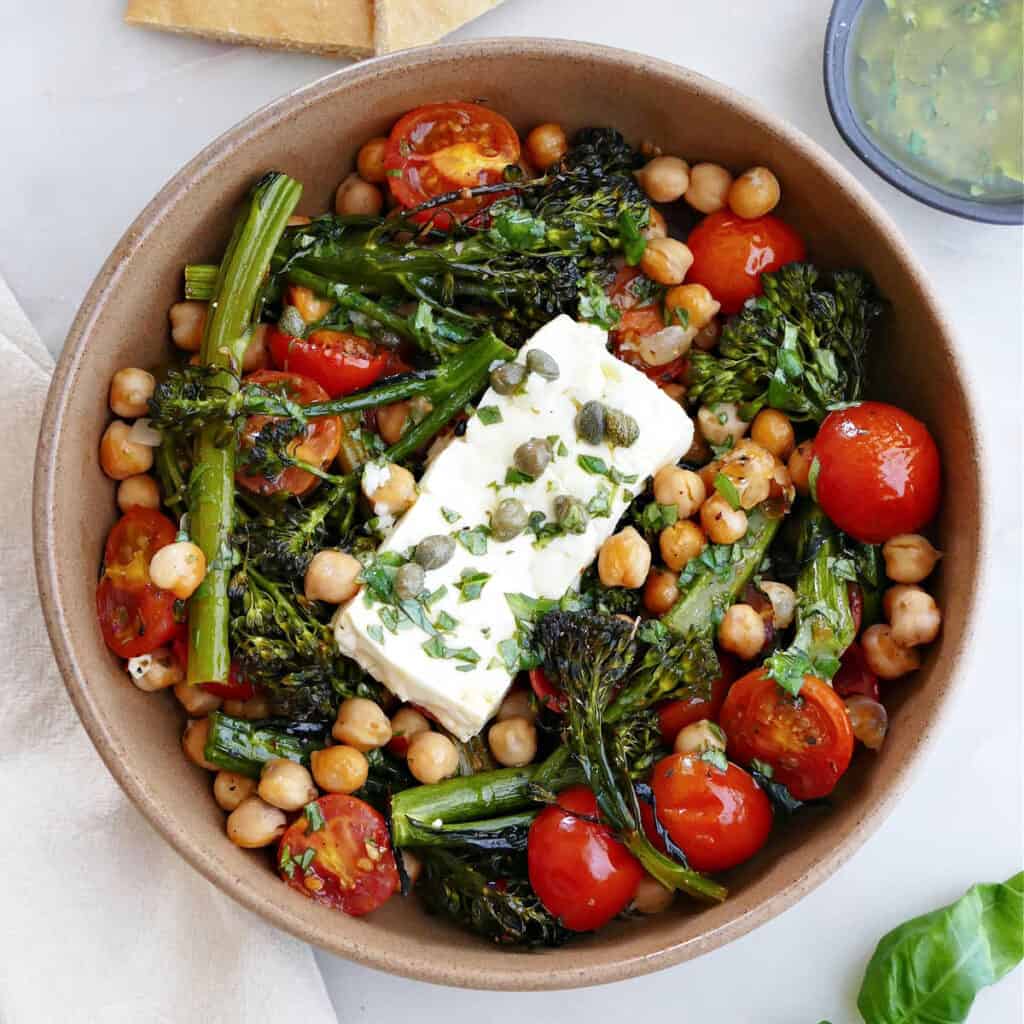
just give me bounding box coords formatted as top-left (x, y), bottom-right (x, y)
top-left (97, 577), bottom-right (178, 658)
top-left (103, 508), bottom-right (177, 590)
top-left (267, 327), bottom-right (398, 398)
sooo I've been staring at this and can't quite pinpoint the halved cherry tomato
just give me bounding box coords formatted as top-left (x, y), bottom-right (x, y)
top-left (267, 327), bottom-right (397, 398)
top-left (687, 211), bottom-right (806, 314)
top-left (527, 786), bottom-right (643, 931)
top-left (236, 370), bottom-right (341, 498)
top-left (529, 667), bottom-right (566, 714)
top-left (719, 668), bottom-right (854, 800)
top-left (650, 752), bottom-right (773, 872)
top-left (278, 794), bottom-right (399, 916)
top-left (170, 629), bottom-right (257, 701)
top-left (606, 267), bottom-right (687, 385)
top-left (103, 508), bottom-right (177, 590)
top-left (833, 640), bottom-right (880, 702)
top-left (96, 577), bottom-right (178, 658)
top-left (656, 652), bottom-right (740, 745)
top-left (813, 401), bottom-right (941, 544)
top-left (384, 102), bottom-right (521, 226)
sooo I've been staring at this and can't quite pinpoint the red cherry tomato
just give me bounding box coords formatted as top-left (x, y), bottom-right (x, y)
top-left (278, 795), bottom-right (399, 916)
top-left (719, 667), bottom-right (855, 800)
top-left (687, 211), bottom-right (806, 314)
top-left (650, 753), bottom-right (773, 872)
top-left (848, 583), bottom-right (864, 635)
top-left (103, 508), bottom-right (177, 590)
top-left (236, 370), bottom-right (341, 498)
top-left (96, 577), bottom-right (178, 658)
top-left (384, 102), bottom-right (521, 227)
top-left (656, 652), bottom-right (740, 745)
top-left (833, 640), bottom-right (880, 702)
top-left (813, 401), bottom-right (941, 544)
top-left (267, 327), bottom-right (397, 398)
top-left (170, 630), bottom-right (256, 700)
top-left (529, 667), bottom-right (566, 714)
top-left (527, 786), bottom-right (643, 931)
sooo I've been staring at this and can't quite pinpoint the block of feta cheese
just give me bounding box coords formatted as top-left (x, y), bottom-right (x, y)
top-left (333, 315), bottom-right (693, 740)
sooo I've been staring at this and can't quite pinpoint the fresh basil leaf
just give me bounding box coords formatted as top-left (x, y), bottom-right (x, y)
top-left (457, 526), bottom-right (489, 556)
top-left (763, 647), bottom-right (814, 697)
top-left (457, 568), bottom-right (491, 602)
top-left (477, 406), bottom-right (503, 426)
top-left (617, 208), bottom-right (647, 266)
top-left (303, 801), bottom-right (325, 834)
top-left (504, 467), bottom-right (534, 487)
top-left (577, 272), bottom-right (621, 330)
top-left (714, 472), bottom-right (742, 510)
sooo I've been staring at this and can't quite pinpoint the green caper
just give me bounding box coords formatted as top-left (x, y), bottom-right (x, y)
top-left (414, 534), bottom-right (455, 571)
top-left (604, 407), bottom-right (640, 447)
top-left (575, 400), bottom-right (606, 445)
top-left (526, 348), bottom-right (560, 381)
top-left (278, 305), bottom-right (306, 338)
top-left (513, 438), bottom-right (552, 479)
top-left (490, 361), bottom-right (527, 395)
top-left (491, 498), bottom-right (529, 541)
top-left (553, 495), bottom-right (589, 535)
top-left (395, 562), bottom-right (426, 601)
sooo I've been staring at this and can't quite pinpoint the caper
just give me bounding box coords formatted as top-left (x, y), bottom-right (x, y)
top-left (394, 562), bottom-right (426, 601)
top-left (414, 534), bottom-right (455, 571)
top-left (526, 349), bottom-right (560, 381)
top-left (278, 305), bottom-right (306, 338)
top-left (604, 407), bottom-right (640, 447)
top-left (513, 438), bottom-right (552, 479)
top-left (490, 362), bottom-right (527, 395)
top-left (553, 495), bottom-right (589, 535)
top-left (491, 498), bottom-right (529, 541)
top-left (575, 400), bottom-right (606, 445)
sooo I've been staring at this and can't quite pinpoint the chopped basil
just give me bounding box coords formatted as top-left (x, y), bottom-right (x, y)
top-left (639, 500), bottom-right (679, 533)
top-left (422, 636), bottom-right (480, 663)
top-left (441, 507), bottom-right (461, 524)
top-left (504, 467), bottom-right (535, 487)
top-left (497, 637), bottom-right (521, 672)
top-left (700, 748), bottom-right (728, 772)
top-left (577, 454), bottom-right (637, 484)
top-left (713, 472), bottom-right (742, 510)
top-left (297, 848), bottom-right (317, 875)
top-left (587, 486), bottom-right (613, 518)
top-left (279, 844), bottom-right (296, 879)
top-left (477, 405), bottom-right (503, 425)
top-left (304, 800), bottom-right (325, 834)
top-left (366, 623), bottom-right (384, 643)
top-left (457, 568), bottom-right (491, 601)
top-left (456, 526), bottom-right (489, 556)
top-left (435, 610), bottom-right (458, 632)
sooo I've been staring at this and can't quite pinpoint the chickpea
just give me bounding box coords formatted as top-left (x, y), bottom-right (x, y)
top-left (659, 520), bottom-right (707, 572)
top-left (99, 420), bottom-right (154, 480)
top-left (718, 603), bottom-right (767, 660)
top-left (304, 550), bottom-right (362, 604)
top-left (257, 758), bottom-right (318, 811)
top-left (356, 136), bottom-right (390, 183)
top-left (149, 540), bottom-right (206, 600)
top-left (642, 566), bottom-right (679, 617)
top-left (692, 318), bottom-right (721, 352)
top-left (720, 443), bottom-right (775, 510)
top-left (884, 585), bottom-right (942, 648)
top-left (674, 719), bottom-right (727, 756)
top-left (226, 796), bottom-right (287, 849)
top-left (771, 461), bottom-right (796, 505)
top-left (308, 746), bottom-right (369, 794)
top-left (362, 462), bottom-right (417, 517)
top-left (128, 647), bottom-right (183, 692)
top-left (402, 849), bottom-right (423, 886)
top-left (286, 284), bottom-right (334, 324)
top-left (335, 173), bottom-right (384, 216)
top-left (639, 238), bottom-right (693, 286)
top-left (697, 402), bottom-right (749, 447)
top-left (665, 283), bottom-right (721, 331)
top-left (488, 716), bottom-right (538, 768)
top-left (525, 123), bottom-right (568, 170)
top-left (377, 400), bottom-right (411, 445)
top-left (598, 527), bottom-right (651, 589)
top-left (643, 207), bottom-right (668, 240)
top-left (636, 156), bottom-right (690, 203)
top-left (861, 623), bottom-right (922, 679)
top-left (213, 770), bottom-right (257, 812)
top-left (846, 695), bottom-right (888, 751)
top-left (182, 718), bottom-right (218, 770)
top-left (109, 368), bottom-right (156, 419)
top-left (728, 166), bottom-right (782, 219)
top-left (223, 695), bottom-right (272, 720)
top-left (788, 440), bottom-right (815, 496)
top-left (882, 534), bottom-right (942, 584)
top-left (333, 697), bottom-right (392, 752)
top-left (169, 300), bottom-right (207, 352)
top-left (750, 408), bottom-right (795, 460)
top-left (700, 493), bottom-right (749, 544)
top-left (631, 874), bottom-right (675, 915)
top-left (174, 682), bottom-right (221, 717)
top-left (116, 474), bottom-right (161, 512)
top-left (760, 581), bottom-right (797, 630)
top-left (242, 323), bottom-right (270, 372)
top-left (497, 688), bottom-right (537, 723)
top-left (390, 706), bottom-right (431, 754)
top-left (684, 162), bottom-right (734, 214)
top-left (407, 731), bottom-right (459, 784)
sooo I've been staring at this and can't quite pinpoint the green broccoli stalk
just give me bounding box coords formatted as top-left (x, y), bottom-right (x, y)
top-left (203, 711), bottom-right (326, 777)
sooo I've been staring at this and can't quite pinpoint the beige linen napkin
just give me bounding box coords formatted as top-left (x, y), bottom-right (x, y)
top-left (0, 274), bottom-right (337, 1024)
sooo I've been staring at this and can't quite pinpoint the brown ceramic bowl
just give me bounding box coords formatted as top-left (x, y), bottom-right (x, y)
top-left (34, 39), bottom-right (982, 989)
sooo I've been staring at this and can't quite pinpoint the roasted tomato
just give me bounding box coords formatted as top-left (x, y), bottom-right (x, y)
top-left (813, 401), bottom-right (941, 544)
top-left (719, 667), bottom-right (855, 800)
top-left (656, 652), bottom-right (740, 745)
top-left (384, 102), bottom-right (521, 226)
top-left (528, 667), bottom-right (566, 714)
top-left (267, 327), bottom-right (397, 398)
top-left (235, 370), bottom-right (341, 497)
top-left (687, 211), bottom-right (806, 314)
top-left (527, 785), bottom-right (643, 931)
top-left (103, 508), bottom-right (177, 590)
top-left (650, 752), bottom-right (773, 872)
top-left (96, 577), bottom-right (178, 658)
top-left (833, 640), bottom-right (880, 702)
top-left (607, 267), bottom-right (687, 385)
top-left (278, 795), bottom-right (399, 916)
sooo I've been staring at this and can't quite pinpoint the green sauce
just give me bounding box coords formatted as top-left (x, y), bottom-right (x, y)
top-left (850, 0), bottom-right (1023, 201)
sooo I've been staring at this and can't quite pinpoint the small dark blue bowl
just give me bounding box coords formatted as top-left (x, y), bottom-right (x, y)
top-left (824, 0), bottom-right (1024, 225)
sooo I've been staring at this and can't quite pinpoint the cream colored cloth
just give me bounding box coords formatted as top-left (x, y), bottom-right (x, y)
top-left (0, 274), bottom-right (338, 1024)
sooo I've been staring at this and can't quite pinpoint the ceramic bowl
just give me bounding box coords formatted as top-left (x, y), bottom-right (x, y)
top-left (34, 38), bottom-right (982, 990)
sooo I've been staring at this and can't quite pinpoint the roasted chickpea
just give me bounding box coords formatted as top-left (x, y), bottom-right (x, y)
top-left (304, 550), bottom-right (362, 604)
top-left (488, 716), bottom-right (538, 768)
top-left (174, 682), bottom-right (221, 717)
top-left (636, 156), bottom-right (690, 203)
top-left (356, 136), bottom-right (389, 183)
top-left (728, 166), bottom-right (781, 219)
top-left (258, 758), bottom-right (318, 812)
top-left (99, 420), bottom-right (154, 480)
top-left (674, 719), bottom-right (727, 756)
top-left (497, 688), bottom-right (537, 723)
top-left (861, 623), bottom-right (921, 679)
top-left (697, 402), bottom-right (749, 448)
top-left (631, 875), bottom-right (675, 915)
top-left (692, 318), bottom-right (721, 352)
top-left (720, 441), bottom-right (775, 509)
top-left (182, 718), bottom-right (218, 771)
top-left (333, 697), bottom-right (392, 752)
top-left (242, 323), bottom-right (270, 372)
top-left (223, 695), bottom-right (272, 720)
top-left (639, 237), bottom-right (693, 286)
top-left (377, 401), bottom-right (411, 445)
top-left (213, 771), bottom-right (257, 812)
top-left (362, 462), bottom-right (417, 517)
top-left (525, 122), bottom-right (568, 170)
top-left (407, 732), bottom-right (459, 784)
top-left (750, 408), bottom-right (795, 460)
top-left (389, 706), bottom-right (431, 754)
top-left (659, 520), bottom-right (707, 572)
top-left (643, 207), bottom-right (668, 240)
top-left (760, 581), bottom-right (797, 630)
top-left (884, 585), bottom-right (942, 647)
top-left (664, 283), bottom-right (721, 331)
top-left (128, 648), bottom-right (183, 692)
top-left (598, 527), bottom-right (652, 589)
top-left (644, 566), bottom-right (680, 616)
top-left (718, 603), bottom-right (767, 660)
top-left (226, 796), bottom-right (287, 848)
top-left (684, 162), bottom-right (734, 214)
top-left (335, 173), bottom-right (383, 216)
top-left (846, 695), bottom-right (889, 751)
top-left (117, 474), bottom-right (160, 512)
top-left (700, 493), bottom-right (749, 544)
top-left (788, 440), bottom-right (814, 496)
top-left (109, 368), bottom-right (156, 419)
top-left (149, 540), bottom-right (206, 600)
top-left (169, 301), bottom-right (207, 352)
top-left (882, 534), bottom-right (942, 583)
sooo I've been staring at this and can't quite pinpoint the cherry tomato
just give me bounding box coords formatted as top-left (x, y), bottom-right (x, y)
top-left (236, 370), bottom-right (341, 498)
top-left (833, 640), bottom-right (880, 702)
top-left (529, 667), bottom-right (566, 714)
top-left (267, 327), bottom-right (397, 398)
top-left (848, 583), bottom-right (864, 635)
top-left (687, 211), bottom-right (806, 314)
top-left (527, 786), bottom-right (643, 931)
top-left (650, 753), bottom-right (773, 872)
top-left (656, 652), bottom-right (740, 745)
top-left (606, 267), bottom-right (687, 385)
top-left (719, 667), bottom-right (854, 800)
top-left (384, 102), bottom-right (520, 226)
top-left (103, 508), bottom-right (177, 590)
top-left (278, 795), bottom-right (399, 916)
top-left (813, 401), bottom-right (941, 544)
top-left (170, 629), bottom-right (255, 700)
top-left (96, 577), bottom-right (178, 658)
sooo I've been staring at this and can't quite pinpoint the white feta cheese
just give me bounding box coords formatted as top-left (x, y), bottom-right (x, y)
top-left (361, 461), bottom-right (392, 499)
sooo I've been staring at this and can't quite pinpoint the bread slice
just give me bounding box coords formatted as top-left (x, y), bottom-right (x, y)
top-left (373, 0), bottom-right (504, 54)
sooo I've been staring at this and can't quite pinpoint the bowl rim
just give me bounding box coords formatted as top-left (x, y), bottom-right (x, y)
top-left (823, 0), bottom-right (1024, 226)
top-left (33, 36), bottom-right (987, 989)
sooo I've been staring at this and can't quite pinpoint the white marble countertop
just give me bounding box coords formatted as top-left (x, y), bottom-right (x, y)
top-left (4, 1), bottom-right (1020, 1020)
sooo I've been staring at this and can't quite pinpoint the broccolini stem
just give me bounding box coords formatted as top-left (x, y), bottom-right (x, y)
top-left (391, 811), bottom-right (538, 851)
top-left (203, 711), bottom-right (324, 777)
top-left (154, 434), bottom-right (189, 513)
top-left (301, 372), bottom-right (440, 417)
top-left (184, 263), bottom-right (218, 301)
top-left (622, 832), bottom-right (728, 903)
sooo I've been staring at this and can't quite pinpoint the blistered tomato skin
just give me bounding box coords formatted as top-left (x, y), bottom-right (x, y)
top-left (656, 652), bottom-right (740, 745)
top-left (813, 401), bottom-right (941, 544)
